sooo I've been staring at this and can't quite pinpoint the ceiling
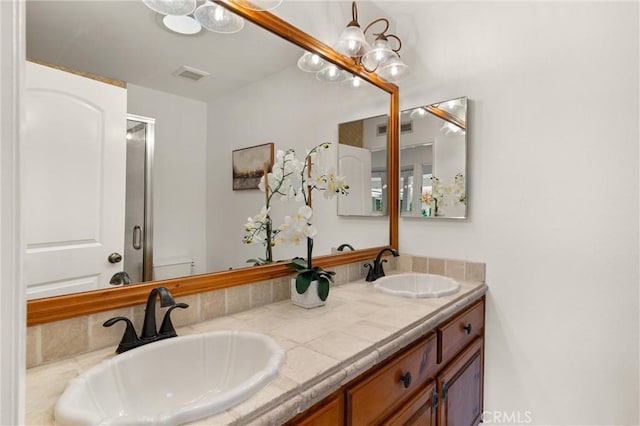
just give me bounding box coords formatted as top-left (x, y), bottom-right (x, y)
top-left (26, 0), bottom-right (407, 102)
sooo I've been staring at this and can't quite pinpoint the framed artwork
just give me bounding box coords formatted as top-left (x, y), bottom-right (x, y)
top-left (232, 142), bottom-right (274, 190)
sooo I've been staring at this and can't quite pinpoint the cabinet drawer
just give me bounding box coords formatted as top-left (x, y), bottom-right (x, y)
top-left (437, 300), bottom-right (484, 364)
top-left (347, 333), bottom-right (437, 425)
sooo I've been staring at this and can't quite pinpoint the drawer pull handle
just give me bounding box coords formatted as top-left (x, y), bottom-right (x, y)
top-left (399, 372), bottom-right (412, 388)
top-left (463, 323), bottom-right (472, 334)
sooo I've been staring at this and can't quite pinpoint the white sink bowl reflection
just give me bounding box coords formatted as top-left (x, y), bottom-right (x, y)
top-left (54, 330), bottom-right (285, 426)
top-left (373, 273), bottom-right (461, 298)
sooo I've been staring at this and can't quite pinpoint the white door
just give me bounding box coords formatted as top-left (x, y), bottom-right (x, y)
top-left (338, 144), bottom-right (372, 216)
top-left (23, 62), bottom-right (127, 299)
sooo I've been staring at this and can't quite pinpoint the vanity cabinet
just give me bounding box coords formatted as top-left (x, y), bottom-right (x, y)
top-left (287, 298), bottom-right (485, 426)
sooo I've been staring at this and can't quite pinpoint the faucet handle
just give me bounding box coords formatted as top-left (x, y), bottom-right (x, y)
top-left (364, 263), bottom-right (375, 282)
top-left (103, 317), bottom-right (140, 354)
top-left (159, 303), bottom-right (189, 337)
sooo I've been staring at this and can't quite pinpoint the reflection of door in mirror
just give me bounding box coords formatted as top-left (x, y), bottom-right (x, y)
top-left (338, 115), bottom-right (389, 216)
top-left (400, 144), bottom-right (433, 217)
top-left (23, 62), bottom-right (127, 299)
top-left (124, 115), bottom-right (155, 284)
top-left (400, 168), bottom-right (414, 214)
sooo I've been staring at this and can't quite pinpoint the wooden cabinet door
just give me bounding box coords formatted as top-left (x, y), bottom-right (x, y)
top-left (437, 337), bottom-right (483, 426)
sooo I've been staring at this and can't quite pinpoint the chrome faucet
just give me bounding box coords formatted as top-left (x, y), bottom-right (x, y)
top-left (337, 243), bottom-right (355, 251)
top-left (103, 286), bottom-right (188, 353)
top-left (365, 248), bottom-right (400, 282)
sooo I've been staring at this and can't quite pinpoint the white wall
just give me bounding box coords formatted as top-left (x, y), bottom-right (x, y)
top-left (1, 0), bottom-right (24, 423)
top-left (127, 85), bottom-right (208, 276)
top-left (392, 2), bottom-right (638, 424)
top-left (206, 66), bottom-right (390, 271)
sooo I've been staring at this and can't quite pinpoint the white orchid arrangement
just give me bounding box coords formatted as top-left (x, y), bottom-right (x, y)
top-left (243, 142), bottom-right (349, 300)
top-left (430, 173), bottom-right (466, 212)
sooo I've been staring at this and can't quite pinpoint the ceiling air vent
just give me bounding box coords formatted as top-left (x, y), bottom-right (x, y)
top-left (172, 65), bottom-right (210, 82)
top-left (376, 121), bottom-right (414, 136)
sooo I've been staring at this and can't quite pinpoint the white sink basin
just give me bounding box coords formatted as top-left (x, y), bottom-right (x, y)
top-left (373, 273), bottom-right (460, 298)
top-left (54, 330), bottom-right (285, 425)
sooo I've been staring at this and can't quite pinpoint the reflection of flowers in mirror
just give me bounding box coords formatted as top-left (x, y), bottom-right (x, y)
top-left (243, 143), bottom-right (349, 266)
top-left (431, 173), bottom-right (466, 208)
top-left (276, 205), bottom-right (317, 246)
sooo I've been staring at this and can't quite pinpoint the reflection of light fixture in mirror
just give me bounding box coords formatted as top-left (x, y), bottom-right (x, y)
top-left (163, 15), bottom-right (202, 35)
top-left (143, 0), bottom-right (245, 35)
top-left (143, 0), bottom-right (196, 15)
top-left (297, 51), bottom-right (326, 73)
top-left (441, 122), bottom-right (465, 135)
top-left (243, 0), bottom-right (283, 11)
top-left (316, 65), bottom-right (348, 82)
top-left (334, 1), bottom-right (409, 83)
top-left (426, 103), bottom-right (467, 131)
top-left (345, 75), bottom-right (363, 89)
top-left (409, 107), bottom-right (428, 119)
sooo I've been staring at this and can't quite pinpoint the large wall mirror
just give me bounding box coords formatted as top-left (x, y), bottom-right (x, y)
top-left (25, 0), bottom-right (399, 324)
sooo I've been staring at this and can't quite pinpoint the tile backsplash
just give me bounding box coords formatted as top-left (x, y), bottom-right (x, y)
top-left (26, 254), bottom-right (485, 368)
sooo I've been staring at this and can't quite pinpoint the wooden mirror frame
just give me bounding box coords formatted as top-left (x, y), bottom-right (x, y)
top-left (26, 0), bottom-right (399, 326)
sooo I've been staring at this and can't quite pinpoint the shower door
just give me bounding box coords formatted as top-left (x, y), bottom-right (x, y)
top-left (124, 115), bottom-right (154, 283)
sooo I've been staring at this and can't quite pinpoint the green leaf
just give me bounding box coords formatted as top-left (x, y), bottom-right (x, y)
top-left (289, 257), bottom-right (308, 271)
top-left (317, 276), bottom-right (330, 301)
top-left (295, 271), bottom-right (313, 294)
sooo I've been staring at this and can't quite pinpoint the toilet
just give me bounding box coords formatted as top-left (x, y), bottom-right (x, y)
top-left (152, 257), bottom-right (194, 281)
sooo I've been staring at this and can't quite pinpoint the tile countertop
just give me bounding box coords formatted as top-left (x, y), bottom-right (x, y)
top-left (26, 276), bottom-right (488, 426)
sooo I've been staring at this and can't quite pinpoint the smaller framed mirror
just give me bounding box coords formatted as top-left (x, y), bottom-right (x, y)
top-left (399, 97), bottom-right (467, 219)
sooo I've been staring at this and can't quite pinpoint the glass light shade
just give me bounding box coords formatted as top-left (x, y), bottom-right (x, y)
top-left (297, 51), bottom-right (325, 73)
top-left (409, 107), bottom-right (428, 119)
top-left (243, 0), bottom-right (283, 11)
top-left (344, 75), bottom-right (363, 89)
top-left (194, 3), bottom-right (244, 34)
top-left (142, 0), bottom-right (196, 16)
top-left (163, 15), bottom-right (202, 35)
top-left (441, 122), bottom-right (464, 135)
top-left (361, 38), bottom-right (395, 70)
top-left (334, 25), bottom-right (369, 57)
top-left (377, 54), bottom-right (409, 82)
top-left (316, 65), bottom-right (348, 82)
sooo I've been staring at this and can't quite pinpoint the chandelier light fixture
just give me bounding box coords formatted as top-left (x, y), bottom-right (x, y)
top-left (297, 1), bottom-right (408, 84)
top-left (142, 0), bottom-right (282, 35)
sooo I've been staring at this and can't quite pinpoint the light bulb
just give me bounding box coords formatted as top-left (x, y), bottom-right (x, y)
top-left (310, 54), bottom-right (321, 66)
top-left (347, 39), bottom-right (361, 55)
top-left (214, 5), bottom-right (227, 23)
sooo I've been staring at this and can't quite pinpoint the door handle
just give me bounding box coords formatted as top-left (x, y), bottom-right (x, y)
top-left (133, 226), bottom-right (142, 250)
top-left (108, 253), bottom-right (123, 264)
